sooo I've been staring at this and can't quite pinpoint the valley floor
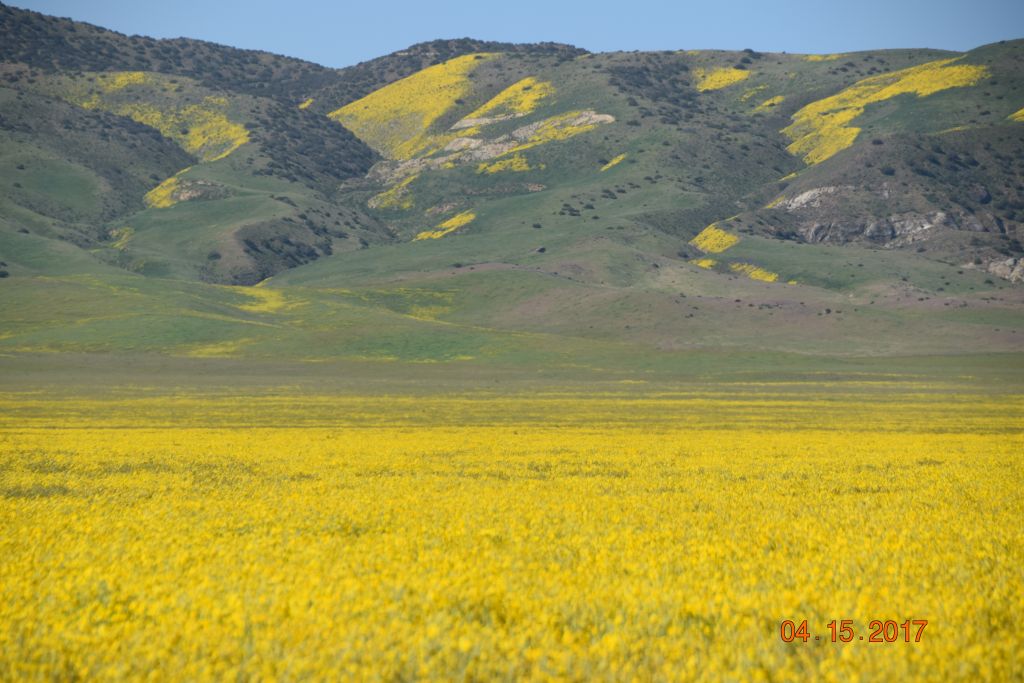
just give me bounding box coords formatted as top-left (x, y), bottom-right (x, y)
top-left (1, 373), bottom-right (1021, 680)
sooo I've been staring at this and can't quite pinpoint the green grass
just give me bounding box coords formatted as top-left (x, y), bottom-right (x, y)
top-left (0, 226), bottom-right (114, 276)
top-left (0, 144), bottom-right (103, 219)
top-left (117, 193), bottom-right (291, 277)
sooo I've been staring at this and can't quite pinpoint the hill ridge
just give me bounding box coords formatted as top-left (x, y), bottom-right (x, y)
top-left (0, 4), bottom-right (1021, 366)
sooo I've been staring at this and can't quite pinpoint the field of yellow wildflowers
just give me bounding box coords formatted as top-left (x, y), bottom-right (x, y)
top-left (1, 387), bottom-right (1021, 680)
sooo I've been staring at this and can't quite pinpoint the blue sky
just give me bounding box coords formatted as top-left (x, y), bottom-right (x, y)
top-left (11, 0), bottom-right (1024, 68)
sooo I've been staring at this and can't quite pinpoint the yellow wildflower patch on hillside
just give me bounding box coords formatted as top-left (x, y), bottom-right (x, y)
top-left (694, 67), bottom-right (751, 92)
top-left (689, 223), bottom-right (740, 253)
top-left (156, 100), bottom-right (247, 162)
top-left (182, 339), bottom-right (252, 358)
top-left (740, 84), bottom-right (768, 102)
top-left (506, 110), bottom-right (611, 156)
top-left (1009, 107), bottom-right (1024, 122)
top-left (692, 257), bottom-right (717, 269)
top-left (111, 101), bottom-right (249, 162)
top-left (784, 57), bottom-right (989, 164)
top-left (0, 391), bottom-right (1021, 680)
top-left (754, 95), bottom-right (785, 113)
top-left (330, 53), bottom-right (497, 159)
top-left (235, 286), bottom-right (288, 313)
top-left (462, 77), bottom-right (555, 122)
top-left (108, 226), bottom-right (135, 250)
top-left (477, 154), bottom-right (535, 174)
top-left (414, 210), bottom-right (476, 240)
top-left (730, 261), bottom-right (779, 282)
top-left (298, 98), bottom-right (314, 110)
top-left (97, 71), bottom-right (149, 91)
top-left (368, 173), bottom-right (419, 210)
top-left (804, 53), bottom-right (844, 62)
top-left (144, 168), bottom-right (189, 208)
top-left (600, 153), bottom-right (626, 171)
top-left (68, 74), bottom-right (249, 163)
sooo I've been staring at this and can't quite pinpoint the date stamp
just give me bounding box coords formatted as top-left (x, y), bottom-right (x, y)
top-left (780, 619), bottom-right (928, 643)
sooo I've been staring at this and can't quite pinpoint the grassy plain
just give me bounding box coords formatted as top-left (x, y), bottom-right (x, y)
top-left (1, 18), bottom-right (1022, 679)
top-left (1, 371), bottom-right (1021, 680)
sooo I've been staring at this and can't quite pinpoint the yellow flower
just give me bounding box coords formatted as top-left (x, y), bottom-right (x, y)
top-left (414, 210), bottom-right (476, 240)
top-left (478, 154), bottom-right (535, 174)
top-left (330, 53), bottom-right (498, 159)
top-left (689, 223), bottom-right (740, 253)
top-left (461, 76), bottom-right (555, 121)
top-left (694, 67), bottom-right (751, 92)
top-left (729, 261), bottom-right (779, 282)
top-left (784, 58), bottom-right (988, 164)
top-left (600, 154), bottom-right (627, 172)
top-left (1, 387), bottom-right (1020, 680)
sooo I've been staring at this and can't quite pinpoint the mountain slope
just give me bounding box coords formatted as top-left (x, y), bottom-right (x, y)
top-left (333, 43), bottom-right (1024, 277)
top-left (0, 4), bottom-right (594, 284)
top-left (0, 4), bottom-right (1022, 370)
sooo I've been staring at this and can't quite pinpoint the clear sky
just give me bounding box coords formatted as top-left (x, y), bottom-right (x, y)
top-left (10, 0), bottom-right (1024, 69)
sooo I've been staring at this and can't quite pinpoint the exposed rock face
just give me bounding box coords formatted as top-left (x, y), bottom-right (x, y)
top-left (451, 114), bottom-right (519, 130)
top-left (776, 186), bottom-right (852, 211)
top-left (369, 110), bottom-right (616, 185)
top-left (795, 211), bottom-right (952, 246)
top-left (173, 179), bottom-right (230, 203)
top-left (788, 208), bottom-right (1015, 248)
top-left (768, 184), bottom-right (1016, 265)
top-left (884, 212), bottom-right (954, 246)
top-left (988, 257), bottom-right (1024, 283)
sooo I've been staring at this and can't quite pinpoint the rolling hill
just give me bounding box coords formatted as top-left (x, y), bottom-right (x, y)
top-left (1, 2), bottom-right (1022, 379)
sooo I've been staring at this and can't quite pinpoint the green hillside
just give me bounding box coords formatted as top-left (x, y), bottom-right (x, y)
top-left (0, 3), bottom-right (1022, 378)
